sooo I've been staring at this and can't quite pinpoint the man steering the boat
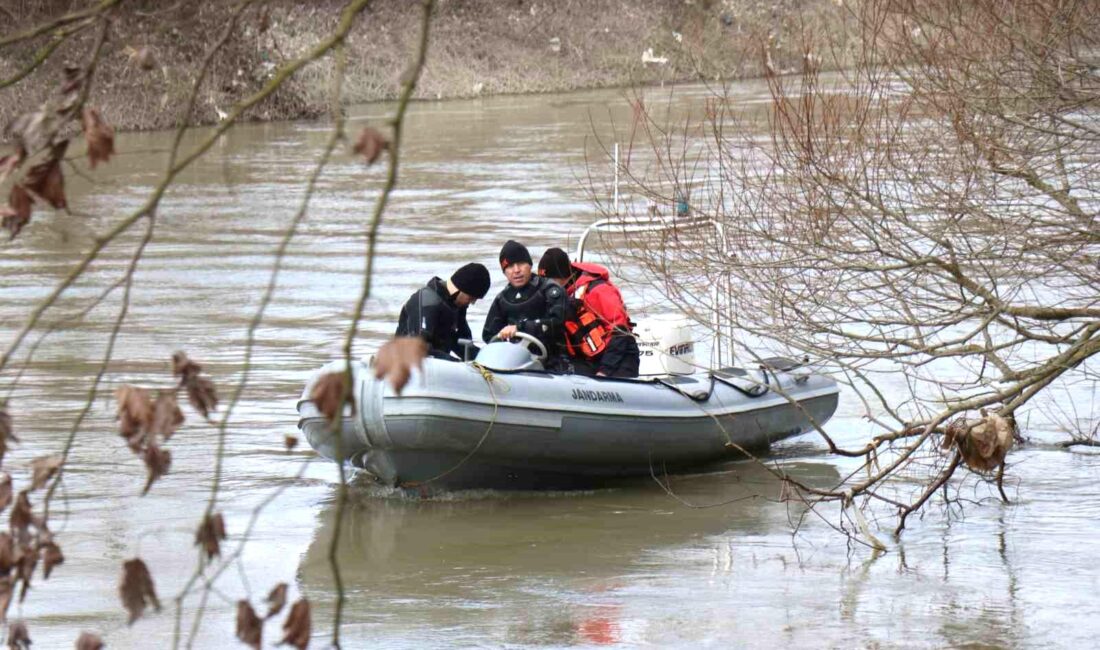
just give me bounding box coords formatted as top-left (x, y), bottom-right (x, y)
top-left (482, 240), bottom-right (570, 370)
top-left (537, 247), bottom-right (640, 378)
top-left (395, 262), bottom-right (491, 361)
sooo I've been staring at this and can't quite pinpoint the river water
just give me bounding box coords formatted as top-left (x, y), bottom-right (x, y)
top-left (1, 80), bottom-right (1097, 648)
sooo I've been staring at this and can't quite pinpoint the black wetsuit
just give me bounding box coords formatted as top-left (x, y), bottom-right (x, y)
top-left (481, 275), bottom-right (567, 361)
top-left (394, 277), bottom-right (472, 360)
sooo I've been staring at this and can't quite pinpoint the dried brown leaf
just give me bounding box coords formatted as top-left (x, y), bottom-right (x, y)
top-left (353, 126), bottom-right (389, 165)
top-left (236, 600), bottom-right (262, 649)
top-left (171, 351), bottom-right (202, 380)
top-left (258, 6), bottom-right (271, 33)
top-left (119, 558), bottom-right (160, 624)
top-left (374, 337), bottom-right (428, 395)
top-left (265, 582), bottom-right (287, 619)
top-left (40, 541), bottom-right (63, 579)
top-left (279, 598), bottom-right (311, 650)
top-left (151, 391), bottom-right (184, 440)
top-left (309, 372), bottom-right (352, 424)
top-left (81, 107), bottom-right (115, 169)
top-left (9, 492), bottom-right (31, 539)
top-left (116, 385), bottom-right (154, 450)
top-left (284, 435), bottom-right (299, 452)
top-left (0, 475), bottom-right (9, 514)
top-left (3, 185), bottom-right (32, 240)
top-left (23, 143), bottom-right (68, 209)
top-left (16, 543), bottom-right (36, 602)
top-left (0, 533), bottom-right (14, 575)
top-left (142, 444), bottom-right (171, 495)
top-left (7, 619), bottom-right (30, 649)
top-left (195, 512), bottom-right (226, 560)
top-left (0, 577), bottom-right (10, 625)
top-left (185, 374), bottom-right (218, 419)
top-left (75, 632), bottom-right (104, 650)
top-left (172, 352), bottom-right (217, 417)
top-left (29, 454), bottom-right (62, 491)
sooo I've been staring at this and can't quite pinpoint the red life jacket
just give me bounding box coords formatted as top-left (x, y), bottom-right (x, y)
top-left (563, 263), bottom-right (631, 359)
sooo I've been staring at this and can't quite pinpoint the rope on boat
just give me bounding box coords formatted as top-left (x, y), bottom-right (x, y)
top-left (398, 361), bottom-right (504, 489)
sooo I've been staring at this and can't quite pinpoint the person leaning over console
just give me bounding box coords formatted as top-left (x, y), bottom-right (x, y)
top-left (395, 262), bottom-right (490, 361)
top-left (482, 240), bottom-right (569, 370)
top-left (537, 247), bottom-right (640, 378)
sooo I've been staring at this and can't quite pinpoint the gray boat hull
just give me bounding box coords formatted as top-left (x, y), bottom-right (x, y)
top-left (296, 353), bottom-right (839, 491)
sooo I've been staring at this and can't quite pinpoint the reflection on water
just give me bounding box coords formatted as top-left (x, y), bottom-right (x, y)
top-left (0, 79), bottom-right (1098, 648)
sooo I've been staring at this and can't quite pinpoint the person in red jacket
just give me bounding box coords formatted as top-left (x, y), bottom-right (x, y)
top-left (537, 247), bottom-right (640, 378)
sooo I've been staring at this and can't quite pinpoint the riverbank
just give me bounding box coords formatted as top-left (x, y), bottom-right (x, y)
top-left (0, 0), bottom-right (849, 132)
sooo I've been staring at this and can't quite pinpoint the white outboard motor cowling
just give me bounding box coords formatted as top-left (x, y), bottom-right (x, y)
top-left (634, 315), bottom-right (696, 376)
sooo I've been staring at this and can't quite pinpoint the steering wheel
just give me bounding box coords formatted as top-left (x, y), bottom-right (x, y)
top-left (488, 331), bottom-right (548, 361)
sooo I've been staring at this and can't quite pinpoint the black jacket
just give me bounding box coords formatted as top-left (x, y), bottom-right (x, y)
top-left (395, 277), bottom-right (472, 360)
top-left (481, 275), bottom-right (566, 356)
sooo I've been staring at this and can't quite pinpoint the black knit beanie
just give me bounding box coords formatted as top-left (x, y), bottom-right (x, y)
top-left (450, 262), bottom-right (491, 298)
top-left (498, 240), bottom-right (532, 270)
top-left (538, 247), bottom-right (572, 279)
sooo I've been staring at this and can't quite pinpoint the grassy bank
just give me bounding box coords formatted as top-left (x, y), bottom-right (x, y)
top-left (1, 0), bottom-right (851, 132)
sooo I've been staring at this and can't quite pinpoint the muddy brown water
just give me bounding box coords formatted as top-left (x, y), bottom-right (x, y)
top-left (1, 80), bottom-right (1097, 648)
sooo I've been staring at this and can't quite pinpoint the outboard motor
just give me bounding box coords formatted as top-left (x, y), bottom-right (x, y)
top-left (474, 341), bottom-right (544, 372)
top-left (635, 315), bottom-right (696, 376)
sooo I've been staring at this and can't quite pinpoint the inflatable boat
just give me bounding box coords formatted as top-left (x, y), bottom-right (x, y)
top-left (296, 331), bottom-right (839, 491)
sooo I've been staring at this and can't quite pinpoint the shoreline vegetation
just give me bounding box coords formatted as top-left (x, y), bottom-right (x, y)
top-left (1, 0), bottom-right (851, 132)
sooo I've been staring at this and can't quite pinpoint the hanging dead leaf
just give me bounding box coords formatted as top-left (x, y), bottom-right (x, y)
top-left (171, 350), bottom-right (202, 380)
top-left (184, 374), bottom-right (218, 419)
top-left (352, 126), bottom-right (389, 165)
top-left (279, 598), bottom-right (311, 650)
top-left (151, 391), bottom-right (184, 440)
top-left (309, 372), bottom-right (352, 424)
top-left (7, 620), bottom-right (30, 649)
top-left (3, 185), bottom-right (33, 240)
top-left (81, 107), bottom-right (115, 169)
top-left (0, 147), bottom-right (24, 184)
top-left (23, 142), bottom-right (68, 209)
top-left (265, 582), bottom-right (287, 619)
top-left (116, 385), bottom-right (154, 449)
top-left (195, 512), bottom-right (226, 560)
top-left (373, 337), bottom-right (428, 395)
top-left (258, 6), bottom-right (271, 33)
top-left (29, 454), bottom-right (63, 491)
top-left (142, 444), bottom-right (171, 495)
top-left (119, 558), bottom-right (160, 624)
top-left (9, 492), bottom-right (32, 540)
top-left (172, 352), bottom-right (217, 417)
top-left (16, 542), bottom-right (36, 601)
top-left (283, 435), bottom-right (298, 452)
top-left (40, 541), bottom-right (63, 579)
top-left (236, 600), bottom-right (262, 649)
top-left (0, 533), bottom-right (14, 575)
top-left (0, 576), bottom-right (10, 625)
top-left (75, 632), bottom-right (104, 650)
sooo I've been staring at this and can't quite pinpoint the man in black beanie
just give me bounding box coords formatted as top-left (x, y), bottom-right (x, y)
top-left (395, 262), bottom-right (490, 361)
top-left (483, 240), bottom-right (568, 367)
